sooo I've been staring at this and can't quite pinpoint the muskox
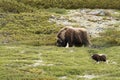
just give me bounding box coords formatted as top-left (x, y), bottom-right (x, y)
top-left (56, 27), bottom-right (91, 47)
top-left (91, 54), bottom-right (106, 62)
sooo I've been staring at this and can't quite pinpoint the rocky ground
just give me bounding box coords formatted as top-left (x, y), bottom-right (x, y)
top-left (49, 9), bottom-right (120, 37)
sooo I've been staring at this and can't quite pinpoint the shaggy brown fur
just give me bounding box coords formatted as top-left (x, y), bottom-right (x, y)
top-left (92, 54), bottom-right (106, 62)
top-left (57, 27), bottom-right (91, 47)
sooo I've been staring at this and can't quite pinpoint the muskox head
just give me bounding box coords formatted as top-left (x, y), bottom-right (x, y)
top-left (56, 38), bottom-right (66, 47)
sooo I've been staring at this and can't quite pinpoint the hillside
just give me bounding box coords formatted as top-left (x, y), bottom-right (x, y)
top-left (0, 0), bottom-right (61, 45)
top-left (0, 0), bottom-right (120, 46)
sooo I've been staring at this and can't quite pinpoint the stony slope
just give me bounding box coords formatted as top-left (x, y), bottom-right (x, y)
top-left (49, 9), bottom-right (120, 37)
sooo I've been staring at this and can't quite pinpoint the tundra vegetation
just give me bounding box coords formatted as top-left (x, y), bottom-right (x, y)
top-left (0, 0), bottom-right (120, 80)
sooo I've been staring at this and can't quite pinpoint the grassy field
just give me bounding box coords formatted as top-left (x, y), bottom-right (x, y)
top-left (0, 44), bottom-right (120, 80)
top-left (0, 0), bottom-right (120, 80)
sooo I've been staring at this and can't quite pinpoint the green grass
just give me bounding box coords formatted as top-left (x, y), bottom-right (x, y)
top-left (0, 1), bottom-right (120, 80)
top-left (0, 45), bottom-right (120, 80)
top-left (46, 8), bottom-right (67, 14)
top-left (92, 28), bottom-right (120, 47)
top-left (0, 0), bottom-right (120, 13)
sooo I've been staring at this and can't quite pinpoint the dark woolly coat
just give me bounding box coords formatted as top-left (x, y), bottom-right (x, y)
top-left (92, 54), bottom-right (106, 62)
top-left (57, 27), bottom-right (91, 47)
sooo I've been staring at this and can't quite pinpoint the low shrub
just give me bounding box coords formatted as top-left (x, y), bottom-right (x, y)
top-left (0, 11), bottom-right (61, 46)
top-left (18, 0), bottom-right (120, 9)
top-left (0, 0), bottom-right (34, 13)
top-left (46, 8), bottom-right (67, 14)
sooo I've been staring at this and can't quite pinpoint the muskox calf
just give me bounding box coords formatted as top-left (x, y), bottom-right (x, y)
top-left (91, 54), bottom-right (106, 62)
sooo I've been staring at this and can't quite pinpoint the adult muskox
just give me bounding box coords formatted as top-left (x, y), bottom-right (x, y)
top-left (56, 27), bottom-right (91, 47)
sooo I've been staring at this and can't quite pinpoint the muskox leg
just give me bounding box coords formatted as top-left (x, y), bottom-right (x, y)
top-left (68, 41), bottom-right (73, 47)
top-left (105, 60), bottom-right (108, 64)
top-left (65, 37), bottom-right (73, 47)
top-left (65, 43), bottom-right (69, 48)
